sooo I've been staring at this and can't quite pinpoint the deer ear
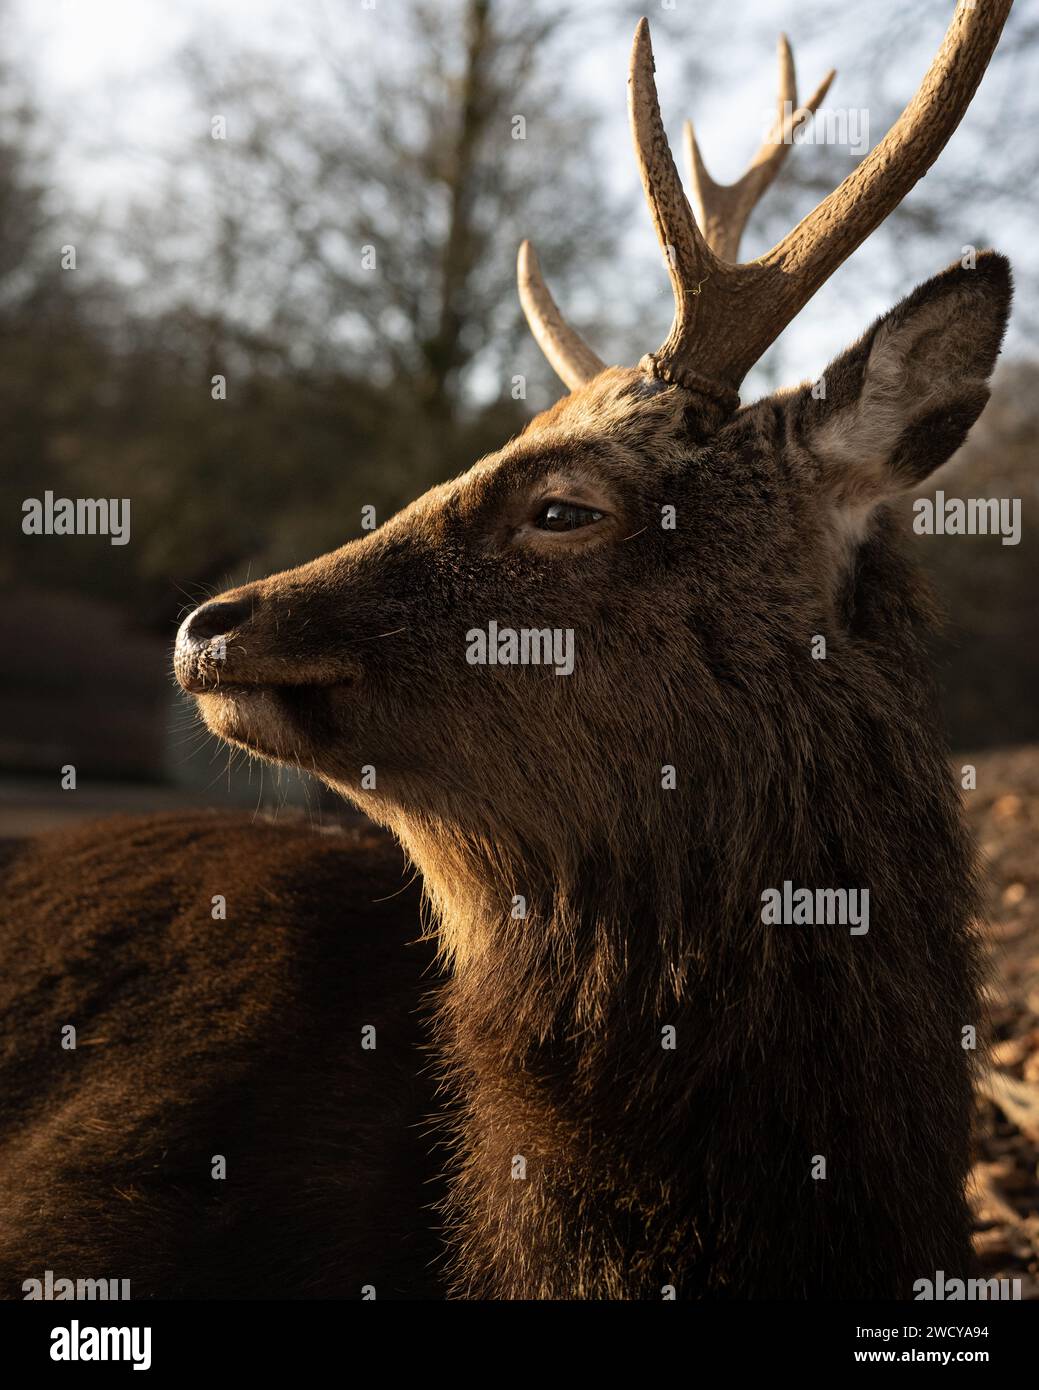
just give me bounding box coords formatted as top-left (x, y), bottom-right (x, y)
top-left (794, 254), bottom-right (1012, 518)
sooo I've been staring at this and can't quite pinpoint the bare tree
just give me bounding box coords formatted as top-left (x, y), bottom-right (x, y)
top-left (120, 0), bottom-right (620, 426)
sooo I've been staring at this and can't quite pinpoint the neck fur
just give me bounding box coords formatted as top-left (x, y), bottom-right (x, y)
top-left (385, 593), bottom-right (981, 1299)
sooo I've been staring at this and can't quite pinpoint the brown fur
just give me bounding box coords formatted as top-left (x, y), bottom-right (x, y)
top-left (0, 814), bottom-right (441, 1298)
top-left (1, 255), bottom-right (1013, 1298)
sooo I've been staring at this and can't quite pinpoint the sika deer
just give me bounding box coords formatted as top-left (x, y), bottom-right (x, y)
top-left (0, 2), bottom-right (1015, 1299)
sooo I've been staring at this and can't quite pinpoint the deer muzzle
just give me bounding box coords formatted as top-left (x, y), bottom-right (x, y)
top-left (174, 583), bottom-right (360, 695)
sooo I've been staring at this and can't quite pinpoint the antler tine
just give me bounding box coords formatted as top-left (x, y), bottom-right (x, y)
top-left (627, 18), bottom-right (728, 399)
top-left (517, 240), bottom-right (605, 390)
top-left (682, 35), bottom-right (836, 262)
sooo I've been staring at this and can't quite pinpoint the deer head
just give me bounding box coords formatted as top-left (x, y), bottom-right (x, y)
top-left (175, 2), bottom-right (1013, 964)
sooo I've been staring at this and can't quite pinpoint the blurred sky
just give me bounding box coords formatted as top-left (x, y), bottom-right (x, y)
top-left (8, 0), bottom-right (1036, 395)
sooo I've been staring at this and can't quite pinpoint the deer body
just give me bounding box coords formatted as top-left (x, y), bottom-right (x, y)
top-left (1, 3), bottom-right (1016, 1298)
top-left (0, 814), bottom-right (442, 1299)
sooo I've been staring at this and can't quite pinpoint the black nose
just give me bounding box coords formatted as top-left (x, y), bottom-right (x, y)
top-left (182, 596), bottom-right (254, 647)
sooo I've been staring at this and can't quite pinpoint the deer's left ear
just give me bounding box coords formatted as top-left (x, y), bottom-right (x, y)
top-left (791, 253), bottom-right (1012, 515)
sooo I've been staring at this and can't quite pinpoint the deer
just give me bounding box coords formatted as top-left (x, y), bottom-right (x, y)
top-left (0, 1), bottom-right (1015, 1300)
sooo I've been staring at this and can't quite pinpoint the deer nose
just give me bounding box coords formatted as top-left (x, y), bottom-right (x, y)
top-left (181, 596), bottom-right (254, 649)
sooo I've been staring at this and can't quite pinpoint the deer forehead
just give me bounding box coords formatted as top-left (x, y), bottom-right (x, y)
top-left (455, 373), bottom-right (702, 498)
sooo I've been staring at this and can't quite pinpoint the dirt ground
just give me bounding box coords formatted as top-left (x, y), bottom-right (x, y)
top-left (967, 747), bottom-right (1039, 1297)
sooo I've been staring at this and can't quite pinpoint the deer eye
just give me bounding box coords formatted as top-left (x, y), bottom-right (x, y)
top-left (535, 501), bottom-right (604, 532)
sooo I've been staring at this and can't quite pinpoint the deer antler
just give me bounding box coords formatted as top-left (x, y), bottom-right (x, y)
top-left (517, 241), bottom-right (604, 390)
top-left (520, 1), bottom-right (1013, 409)
top-left (682, 34), bottom-right (835, 262)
